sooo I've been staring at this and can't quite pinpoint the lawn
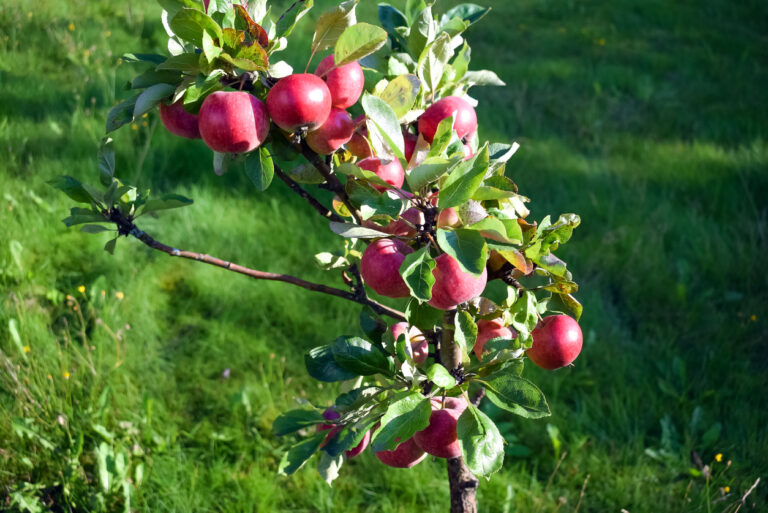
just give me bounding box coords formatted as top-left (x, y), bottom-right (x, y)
top-left (1, 0), bottom-right (767, 511)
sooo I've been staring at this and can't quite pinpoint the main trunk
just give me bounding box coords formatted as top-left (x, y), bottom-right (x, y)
top-left (447, 457), bottom-right (478, 513)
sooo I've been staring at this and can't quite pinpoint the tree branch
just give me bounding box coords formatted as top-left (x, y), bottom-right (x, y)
top-left (273, 164), bottom-right (345, 222)
top-left (109, 211), bottom-right (406, 321)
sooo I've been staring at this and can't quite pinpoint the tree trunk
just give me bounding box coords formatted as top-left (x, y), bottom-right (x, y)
top-left (447, 457), bottom-right (478, 513)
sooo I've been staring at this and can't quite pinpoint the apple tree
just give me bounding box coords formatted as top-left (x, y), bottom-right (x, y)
top-left (50, 1), bottom-right (585, 511)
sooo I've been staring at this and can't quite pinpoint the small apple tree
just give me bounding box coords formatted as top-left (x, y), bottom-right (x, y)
top-left (50, 1), bottom-right (585, 511)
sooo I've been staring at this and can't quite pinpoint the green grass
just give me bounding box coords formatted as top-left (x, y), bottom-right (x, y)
top-left (1, 0), bottom-right (767, 511)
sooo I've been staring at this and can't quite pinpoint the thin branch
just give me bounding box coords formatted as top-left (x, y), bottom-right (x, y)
top-left (109, 211), bottom-right (406, 321)
top-left (296, 139), bottom-right (362, 224)
top-left (273, 164), bottom-right (344, 222)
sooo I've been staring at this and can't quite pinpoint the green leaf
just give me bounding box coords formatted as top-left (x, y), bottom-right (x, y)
top-left (547, 293), bottom-right (583, 321)
top-left (140, 194), bottom-right (193, 215)
top-left (324, 417), bottom-right (378, 457)
top-left (399, 246), bottom-right (436, 302)
top-left (317, 451), bottom-right (344, 486)
top-left (130, 68), bottom-right (183, 89)
top-left (418, 32), bottom-right (453, 93)
top-left (438, 144), bottom-right (490, 209)
top-left (48, 176), bottom-right (96, 204)
top-left (104, 237), bottom-right (117, 255)
top-left (377, 4), bottom-right (408, 49)
top-left (273, 408), bottom-right (325, 436)
top-left (169, 8), bottom-right (223, 48)
top-left (97, 138), bottom-right (115, 187)
top-left (532, 252), bottom-right (567, 278)
top-left (407, 6), bottom-right (436, 58)
top-left (305, 345), bottom-right (360, 382)
top-left (156, 53), bottom-right (202, 71)
top-left (405, 299), bottom-right (443, 332)
top-left (311, 0), bottom-right (357, 54)
top-left (202, 30), bottom-right (222, 63)
top-left (436, 228), bottom-right (488, 276)
top-left (278, 431), bottom-right (326, 475)
top-left (426, 364), bottom-right (455, 388)
top-left (361, 93), bottom-right (404, 159)
top-left (483, 373), bottom-right (550, 419)
top-left (454, 309), bottom-right (476, 361)
top-left (404, 0), bottom-right (426, 24)
top-left (182, 70), bottom-right (225, 113)
top-left (441, 3), bottom-right (491, 26)
top-left (406, 157), bottom-right (455, 191)
top-left (81, 225), bottom-right (113, 234)
top-left (460, 70), bottom-right (505, 88)
top-left (452, 42), bottom-right (471, 81)
top-left (244, 146), bottom-right (274, 191)
top-left (458, 405), bottom-right (504, 476)
top-left (349, 186), bottom-right (405, 220)
top-left (334, 22), bottom-right (388, 66)
top-left (378, 74), bottom-right (420, 120)
top-left (276, 0), bottom-right (314, 38)
top-left (329, 222), bottom-right (389, 239)
top-left (509, 290), bottom-right (538, 341)
top-left (133, 83), bottom-right (175, 118)
top-left (370, 392), bottom-right (432, 452)
top-left (336, 161), bottom-right (395, 189)
top-left (427, 116), bottom-right (457, 158)
top-left (106, 94), bottom-right (139, 133)
top-left (331, 336), bottom-right (395, 376)
top-left (121, 52), bottom-right (166, 64)
top-left (230, 42), bottom-right (269, 71)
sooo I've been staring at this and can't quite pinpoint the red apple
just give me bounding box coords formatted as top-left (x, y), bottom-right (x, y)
top-left (375, 437), bottom-right (427, 468)
top-left (198, 91), bottom-right (269, 153)
top-left (462, 143), bottom-right (474, 160)
top-left (266, 74), bottom-right (331, 132)
top-left (360, 238), bottom-right (413, 298)
top-left (159, 100), bottom-right (200, 139)
top-left (437, 207), bottom-right (460, 229)
top-left (427, 254), bottom-right (487, 310)
top-left (413, 397), bottom-right (467, 458)
top-left (527, 315), bottom-right (583, 370)
top-left (314, 55), bottom-right (365, 109)
top-left (305, 108), bottom-right (354, 155)
top-left (418, 96), bottom-right (477, 143)
top-left (389, 322), bottom-right (428, 365)
top-left (346, 115), bottom-right (373, 158)
top-left (356, 157), bottom-right (405, 191)
top-left (473, 319), bottom-right (517, 359)
top-left (383, 207), bottom-right (421, 237)
top-left (316, 408), bottom-right (370, 459)
top-left (404, 131), bottom-right (419, 163)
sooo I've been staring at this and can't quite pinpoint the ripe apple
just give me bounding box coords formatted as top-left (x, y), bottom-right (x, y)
top-left (158, 100), bottom-right (200, 139)
top-left (389, 322), bottom-right (428, 365)
top-left (266, 74), bottom-right (331, 132)
top-left (314, 55), bottom-right (365, 109)
top-left (305, 107), bottom-right (354, 155)
top-left (403, 130), bottom-right (419, 163)
top-left (356, 157), bottom-right (405, 191)
top-left (437, 207), bottom-right (460, 228)
top-left (375, 436), bottom-right (427, 468)
top-left (413, 397), bottom-right (467, 458)
top-left (418, 96), bottom-right (477, 143)
top-left (360, 238), bottom-right (413, 298)
top-left (473, 319), bottom-right (516, 359)
top-left (316, 408), bottom-right (371, 458)
top-left (198, 91), bottom-right (269, 153)
top-left (346, 115), bottom-right (373, 158)
top-left (527, 315), bottom-right (583, 370)
top-left (382, 207), bottom-right (421, 237)
top-left (427, 254), bottom-right (487, 310)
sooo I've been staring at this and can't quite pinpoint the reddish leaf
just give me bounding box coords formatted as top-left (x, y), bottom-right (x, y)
top-left (234, 5), bottom-right (269, 48)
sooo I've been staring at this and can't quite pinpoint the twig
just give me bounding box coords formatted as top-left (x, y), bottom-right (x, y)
top-left (296, 139), bottom-right (362, 223)
top-left (573, 474), bottom-right (590, 513)
top-left (732, 477), bottom-right (760, 513)
top-left (108, 210), bottom-right (406, 321)
top-left (273, 164), bottom-right (344, 222)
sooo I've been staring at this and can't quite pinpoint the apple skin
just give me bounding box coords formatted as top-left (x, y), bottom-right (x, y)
top-left (473, 319), bottom-right (516, 359)
top-left (389, 322), bottom-right (428, 365)
top-left (356, 157), bottom-right (405, 191)
top-left (346, 115), bottom-right (373, 158)
top-left (360, 238), bottom-right (414, 298)
top-left (305, 108), bottom-right (354, 155)
top-left (266, 74), bottom-right (332, 132)
top-left (198, 91), bottom-right (269, 153)
top-left (383, 207), bottom-right (421, 237)
top-left (427, 254), bottom-right (487, 310)
top-left (403, 131), bottom-right (419, 163)
top-left (314, 55), bottom-right (365, 109)
top-left (159, 100), bottom-right (201, 139)
top-left (375, 437), bottom-right (427, 468)
top-left (437, 207), bottom-right (460, 229)
top-left (527, 315), bottom-right (583, 370)
top-left (462, 144), bottom-right (474, 160)
top-left (418, 96), bottom-right (477, 143)
top-left (316, 409), bottom-right (371, 459)
top-left (413, 397), bottom-right (468, 459)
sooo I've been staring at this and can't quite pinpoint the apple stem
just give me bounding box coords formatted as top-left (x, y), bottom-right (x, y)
top-left (273, 165), bottom-right (345, 222)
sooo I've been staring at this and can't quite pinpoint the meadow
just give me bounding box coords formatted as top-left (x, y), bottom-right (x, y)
top-left (1, 0), bottom-right (767, 511)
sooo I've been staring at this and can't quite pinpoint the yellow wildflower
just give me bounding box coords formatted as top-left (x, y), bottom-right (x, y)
top-left (68, 22), bottom-right (75, 31)
top-left (105, 31), bottom-right (111, 37)
top-left (115, 291), bottom-right (124, 300)
top-left (78, 285), bottom-right (86, 294)
top-left (63, 371), bottom-right (71, 379)
top-left (724, 486), bottom-right (730, 493)
top-left (715, 453), bottom-right (723, 462)
top-left (750, 315), bottom-right (757, 321)
top-left (131, 123), bottom-right (139, 131)
top-left (598, 38), bottom-right (606, 46)
top-left (23, 346), bottom-right (30, 353)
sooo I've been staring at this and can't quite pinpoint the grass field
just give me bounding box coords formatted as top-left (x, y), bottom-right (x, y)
top-left (1, 0), bottom-right (767, 511)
